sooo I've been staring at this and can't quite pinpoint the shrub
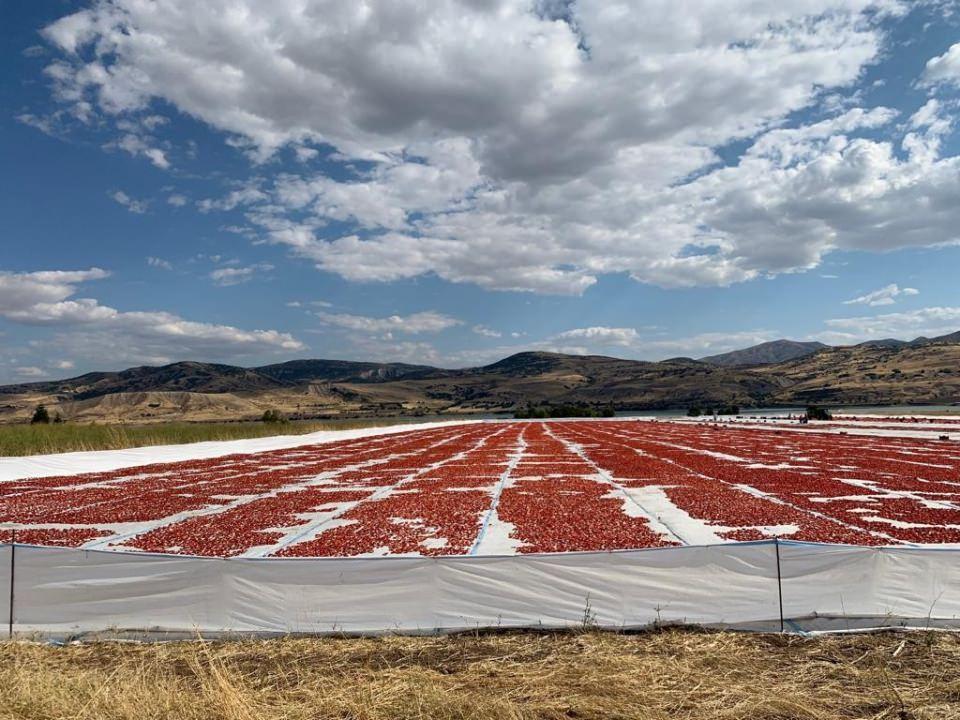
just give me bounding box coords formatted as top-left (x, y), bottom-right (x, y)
top-left (514, 403), bottom-right (613, 419)
top-left (30, 404), bottom-right (51, 425)
top-left (806, 405), bottom-right (833, 421)
top-left (261, 409), bottom-right (285, 423)
top-left (687, 406), bottom-right (702, 417)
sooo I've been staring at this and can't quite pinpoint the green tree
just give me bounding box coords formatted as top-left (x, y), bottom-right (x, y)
top-left (806, 405), bottom-right (833, 421)
top-left (30, 404), bottom-right (51, 424)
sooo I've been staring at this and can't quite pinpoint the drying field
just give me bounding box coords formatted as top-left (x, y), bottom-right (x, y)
top-left (2, 420), bottom-right (960, 556)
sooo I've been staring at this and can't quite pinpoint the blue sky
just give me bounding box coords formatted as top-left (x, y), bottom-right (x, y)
top-left (2, 1), bottom-right (960, 382)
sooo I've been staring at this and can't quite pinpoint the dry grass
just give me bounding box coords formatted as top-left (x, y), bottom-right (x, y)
top-left (0, 417), bottom-right (433, 457)
top-left (1, 630), bottom-right (959, 719)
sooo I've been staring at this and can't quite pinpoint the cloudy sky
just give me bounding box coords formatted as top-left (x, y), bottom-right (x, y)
top-left (3, 1), bottom-right (960, 382)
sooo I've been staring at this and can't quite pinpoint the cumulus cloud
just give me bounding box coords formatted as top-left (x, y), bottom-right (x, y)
top-left (316, 310), bottom-right (462, 335)
top-left (0, 268), bottom-right (304, 366)
top-left (555, 326), bottom-right (639, 346)
top-left (28, 1), bottom-right (960, 295)
top-left (0, 268), bottom-right (111, 323)
top-left (820, 306), bottom-right (960, 344)
top-left (844, 283), bottom-right (919, 307)
top-left (921, 42), bottom-right (960, 86)
top-left (551, 327), bottom-right (781, 358)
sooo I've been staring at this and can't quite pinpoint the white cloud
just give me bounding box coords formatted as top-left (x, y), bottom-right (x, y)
top-left (209, 263), bottom-right (274, 287)
top-left (642, 331), bottom-right (781, 358)
top-left (331, 336), bottom-right (446, 367)
top-left (108, 133), bottom-right (170, 170)
top-left (110, 190), bottom-right (147, 214)
top-left (0, 268), bottom-right (304, 366)
top-left (472, 325), bottom-right (502, 338)
top-left (921, 42), bottom-right (960, 87)
top-left (54, 360), bottom-right (75, 370)
top-left (844, 283), bottom-right (919, 307)
top-left (14, 366), bottom-right (46, 378)
top-left (0, 268), bottom-right (111, 323)
top-left (552, 327), bottom-right (781, 357)
top-left (555, 326), bottom-right (638, 346)
top-left (820, 306), bottom-right (960, 343)
top-left (317, 310), bottom-right (461, 335)
top-left (146, 256), bottom-right (173, 270)
top-left (37, 1), bottom-right (956, 295)
top-left (167, 194), bottom-right (188, 207)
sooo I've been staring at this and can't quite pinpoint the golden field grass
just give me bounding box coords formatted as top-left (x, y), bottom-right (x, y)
top-left (1, 630), bottom-right (959, 720)
top-left (0, 418), bottom-right (426, 457)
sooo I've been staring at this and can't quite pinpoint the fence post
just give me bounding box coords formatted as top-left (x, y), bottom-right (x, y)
top-left (7, 529), bottom-right (15, 639)
top-left (774, 538), bottom-right (784, 633)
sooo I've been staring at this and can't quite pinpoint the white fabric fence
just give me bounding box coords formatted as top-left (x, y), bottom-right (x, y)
top-left (1, 544), bottom-right (10, 638)
top-left (778, 543), bottom-right (960, 632)
top-left (2, 541), bottom-right (958, 640)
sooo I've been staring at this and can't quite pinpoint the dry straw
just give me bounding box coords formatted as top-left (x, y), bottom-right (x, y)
top-left (1, 629), bottom-right (959, 719)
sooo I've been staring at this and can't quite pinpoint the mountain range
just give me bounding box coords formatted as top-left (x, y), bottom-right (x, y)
top-left (2, 331), bottom-right (959, 423)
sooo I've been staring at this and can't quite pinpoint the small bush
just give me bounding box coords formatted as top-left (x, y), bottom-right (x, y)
top-left (261, 409), bottom-right (286, 423)
top-left (806, 405), bottom-right (833, 421)
top-left (687, 406), bottom-right (702, 417)
top-left (30, 404), bottom-right (51, 425)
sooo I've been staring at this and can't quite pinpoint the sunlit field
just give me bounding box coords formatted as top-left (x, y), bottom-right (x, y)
top-left (0, 418), bottom-right (418, 457)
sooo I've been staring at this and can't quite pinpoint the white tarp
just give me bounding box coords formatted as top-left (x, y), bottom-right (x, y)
top-left (0, 419), bottom-right (487, 483)
top-left (778, 542), bottom-right (960, 632)
top-left (5, 542), bottom-right (781, 639)
top-left (4, 541), bottom-right (959, 639)
top-left (0, 544), bottom-right (10, 638)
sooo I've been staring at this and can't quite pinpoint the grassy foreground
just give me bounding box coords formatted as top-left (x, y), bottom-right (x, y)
top-left (0, 418), bottom-right (433, 457)
top-left (1, 630), bottom-right (958, 720)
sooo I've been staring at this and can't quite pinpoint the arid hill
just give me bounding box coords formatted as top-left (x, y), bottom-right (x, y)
top-left (701, 340), bottom-right (829, 367)
top-left (1, 334), bottom-right (959, 423)
top-left (754, 340), bottom-right (960, 406)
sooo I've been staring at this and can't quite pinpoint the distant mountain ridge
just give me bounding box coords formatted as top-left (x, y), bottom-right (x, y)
top-left (1, 331), bottom-right (959, 423)
top-left (701, 340), bottom-right (829, 367)
top-left (702, 331), bottom-right (960, 367)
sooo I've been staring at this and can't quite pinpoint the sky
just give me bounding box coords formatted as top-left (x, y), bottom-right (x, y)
top-left (2, 0), bottom-right (960, 383)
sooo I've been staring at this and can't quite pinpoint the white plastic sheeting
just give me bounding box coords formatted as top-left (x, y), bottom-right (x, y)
top-left (3, 541), bottom-right (958, 639)
top-left (0, 419), bottom-right (485, 483)
top-left (7, 543), bottom-right (781, 639)
top-left (779, 542), bottom-right (960, 632)
top-left (0, 544), bottom-right (10, 636)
